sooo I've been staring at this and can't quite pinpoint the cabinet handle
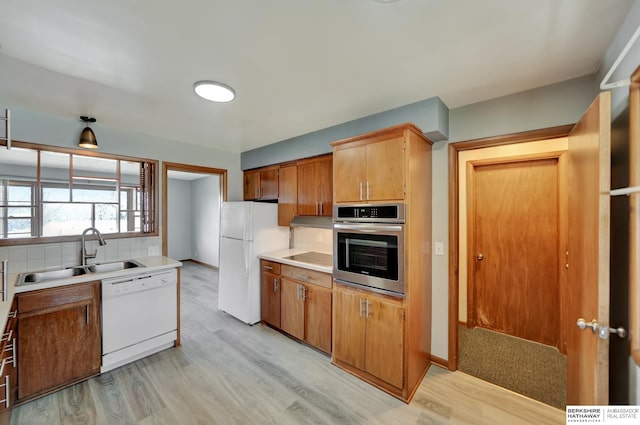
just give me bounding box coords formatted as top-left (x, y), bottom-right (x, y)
top-left (1, 329), bottom-right (11, 343)
top-left (320, 203), bottom-right (323, 215)
top-left (366, 182), bottom-right (370, 200)
top-left (1, 260), bottom-right (7, 303)
top-left (302, 286), bottom-right (307, 302)
top-left (359, 182), bottom-right (363, 201)
top-left (359, 298), bottom-right (363, 317)
top-left (11, 337), bottom-right (15, 369)
top-left (264, 265), bottom-right (273, 271)
top-left (315, 202), bottom-right (318, 215)
top-left (0, 374), bottom-right (9, 409)
top-left (86, 305), bottom-right (90, 325)
top-left (273, 277), bottom-right (278, 292)
top-left (366, 300), bottom-right (371, 318)
top-left (7, 311), bottom-right (16, 319)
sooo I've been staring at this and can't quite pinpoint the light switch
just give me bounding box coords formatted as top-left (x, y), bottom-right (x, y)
top-left (434, 242), bottom-right (444, 256)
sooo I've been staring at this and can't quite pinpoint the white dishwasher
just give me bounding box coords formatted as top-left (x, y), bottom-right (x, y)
top-left (101, 268), bottom-right (177, 373)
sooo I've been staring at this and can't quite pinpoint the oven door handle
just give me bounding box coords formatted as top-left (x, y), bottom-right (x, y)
top-left (333, 223), bottom-right (403, 233)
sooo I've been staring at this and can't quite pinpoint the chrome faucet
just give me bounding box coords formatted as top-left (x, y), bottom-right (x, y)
top-left (82, 227), bottom-right (107, 268)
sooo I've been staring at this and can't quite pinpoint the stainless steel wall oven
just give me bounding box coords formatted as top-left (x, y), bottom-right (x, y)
top-left (333, 203), bottom-right (405, 296)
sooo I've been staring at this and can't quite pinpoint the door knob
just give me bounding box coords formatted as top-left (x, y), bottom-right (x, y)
top-left (476, 253), bottom-right (484, 261)
top-left (576, 318), bottom-right (627, 340)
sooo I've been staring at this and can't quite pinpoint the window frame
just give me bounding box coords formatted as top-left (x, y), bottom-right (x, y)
top-left (0, 140), bottom-right (158, 246)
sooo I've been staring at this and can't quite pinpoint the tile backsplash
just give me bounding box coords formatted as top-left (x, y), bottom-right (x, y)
top-left (0, 236), bottom-right (161, 273)
top-left (291, 227), bottom-right (332, 254)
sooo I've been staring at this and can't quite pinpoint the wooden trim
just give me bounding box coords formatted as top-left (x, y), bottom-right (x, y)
top-left (330, 122), bottom-right (428, 148)
top-left (447, 125), bottom-right (573, 371)
top-left (630, 65), bottom-right (640, 366)
top-left (175, 267), bottom-right (181, 347)
top-left (430, 355), bottom-right (448, 369)
top-left (1, 139), bottom-right (157, 163)
top-left (161, 162), bottom-right (228, 257)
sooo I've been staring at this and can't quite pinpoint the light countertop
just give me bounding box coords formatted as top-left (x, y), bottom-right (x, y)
top-left (0, 256), bottom-right (182, 332)
top-left (260, 249), bottom-right (333, 274)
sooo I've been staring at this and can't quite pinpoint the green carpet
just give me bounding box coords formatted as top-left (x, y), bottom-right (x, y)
top-left (458, 326), bottom-right (567, 409)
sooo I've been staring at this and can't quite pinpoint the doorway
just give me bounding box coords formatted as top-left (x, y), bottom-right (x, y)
top-left (162, 162), bottom-right (227, 263)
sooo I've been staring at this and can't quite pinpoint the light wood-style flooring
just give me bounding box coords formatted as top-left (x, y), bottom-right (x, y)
top-left (11, 261), bottom-right (565, 424)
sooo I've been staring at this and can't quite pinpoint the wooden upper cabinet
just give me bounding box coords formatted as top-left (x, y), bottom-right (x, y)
top-left (278, 165), bottom-right (297, 226)
top-left (297, 156), bottom-right (333, 217)
top-left (332, 130), bottom-right (406, 203)
top-left (243, 167), bottom-right (279, 200)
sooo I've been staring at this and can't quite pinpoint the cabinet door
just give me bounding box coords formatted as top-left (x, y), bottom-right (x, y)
top-left (365, 297), bottom-right (404, 389)
top-left (280, 279), bottom-right (304, 340)
top-left (298, 156), bottom-right (333, 216)
top-left (244, 171), bottom-right (260, 200)
top-left (278, 164), bottom-right (297, 226)
top-left (260, 169), bottom-right (279, 199)
top-left (366, 136), bottom-right (405, 201)
top-left (304, 285), bottom-right (332, 353)
top-left (260, 271), bottom-right (281, 327)
top-left (333, 289), bottom-right (366, 369)
top-left (18, 283), bottom-right (100, 399)
top-left (334, 145), bottom-right (367, 203)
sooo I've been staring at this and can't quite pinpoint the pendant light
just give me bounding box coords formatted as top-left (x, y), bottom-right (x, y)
top-left (79, 116), bottom-right (98, 149)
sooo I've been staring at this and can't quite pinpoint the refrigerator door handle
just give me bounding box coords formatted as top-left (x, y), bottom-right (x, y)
top-left (243, 241), bottom-right (251, 278)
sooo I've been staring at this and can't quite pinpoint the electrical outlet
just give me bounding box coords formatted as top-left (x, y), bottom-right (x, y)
top-left (434, 242), bottom-right (444, 256)
top-left (148, 246), bottom-right (160, 256)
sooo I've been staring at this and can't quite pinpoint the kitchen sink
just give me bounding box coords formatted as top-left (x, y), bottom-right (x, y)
top-left (16, 260), bottom-right (145, 286)
top-left (87, 260), bottom-right (143, 273)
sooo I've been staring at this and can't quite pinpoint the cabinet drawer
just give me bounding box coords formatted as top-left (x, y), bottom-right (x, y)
top-left (18, 282), bottom-right (96, 314)
top-left (281, 265), bottom-right (331, 289)
top-left (261, 260), bottom-right (281, 275)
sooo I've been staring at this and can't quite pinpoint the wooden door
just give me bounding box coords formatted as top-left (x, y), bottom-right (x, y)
top-left (333, 289), bottom-right (366, 369)
top-left (334, 145), bottom-right (366, 202)
top-left (365, 296), bottom-right (404, 389)
top-left (260, 270), bottom-right (281, 327)
top-left (566, 92), bottom-right (611, 405)
top-left (304, 285), bottom-right (332, 353)
top-left (259, 168), bottom-right (279, 199)
top-left (243, 170), bottom-right (260, 200)
top-left (278, 164), bottom-right (297, 226)
top-left (468, 157), bottom-right (560, 347)
top-left (280, 278), bottom-right (304, 340)
top-left (366, 136), bottom-right (405, 201)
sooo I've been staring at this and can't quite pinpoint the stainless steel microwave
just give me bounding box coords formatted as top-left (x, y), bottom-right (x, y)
top-left (333, 204), bottom-right (405, 296)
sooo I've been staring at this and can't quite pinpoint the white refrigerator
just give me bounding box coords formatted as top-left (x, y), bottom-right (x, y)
top-left (218, 201), bottom-right (289, 324)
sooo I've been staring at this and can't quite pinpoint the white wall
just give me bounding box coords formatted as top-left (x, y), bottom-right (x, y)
top-left (192, 175), bottom-right (221, 267)
top-left (167, 179), bottom-right (193, 261)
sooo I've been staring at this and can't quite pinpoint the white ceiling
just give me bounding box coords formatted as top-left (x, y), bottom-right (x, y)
top-left (0, 0), bottom-right (634, 153)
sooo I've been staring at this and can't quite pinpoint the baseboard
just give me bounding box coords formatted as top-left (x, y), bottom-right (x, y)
top-left (431, 355), bottom-right (449, 369)
top-left (185, 259), bottom-right (218, 269)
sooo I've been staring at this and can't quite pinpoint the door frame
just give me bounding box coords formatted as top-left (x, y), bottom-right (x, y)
top-left (161, 162), bottom-right (228, 257)
top-left (447, 124), bottom-right (574, 370)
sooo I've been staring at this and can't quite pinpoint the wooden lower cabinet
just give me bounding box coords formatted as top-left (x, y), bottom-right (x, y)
top-left (17, 281), bottom-right (101, 401)
top-left (333, 286), bottom-right (404, 391)
top-left (261, 260), bottom-right (332, 354)
top-left (0, 299), bottom-right (17, 419)
top-left (260, 261), bottom-right (282, 328)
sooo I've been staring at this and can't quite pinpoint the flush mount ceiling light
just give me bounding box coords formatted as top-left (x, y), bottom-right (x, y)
top-left (193, 81), bottom-right (236, 102)
top-left (79, 116), bottom-right (98, 149)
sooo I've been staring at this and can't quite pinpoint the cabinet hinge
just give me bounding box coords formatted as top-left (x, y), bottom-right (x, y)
top-left (402, 311), bottom-right (406, 320)
top-left (403, 186), bottom-right (406, 195)
top-left (403, 141), bottom-right (406, 150)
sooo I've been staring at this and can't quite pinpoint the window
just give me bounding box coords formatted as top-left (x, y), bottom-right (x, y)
top-left (0, 142), bottom-right (157, 244)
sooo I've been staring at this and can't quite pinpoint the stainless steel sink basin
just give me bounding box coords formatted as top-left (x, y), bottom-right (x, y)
top-left (16, 260), bottom-right (145, 286)
top-left (87, 260), bottom-right (143, 273)
top-left (17, 267), bottom-right (88, 285)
